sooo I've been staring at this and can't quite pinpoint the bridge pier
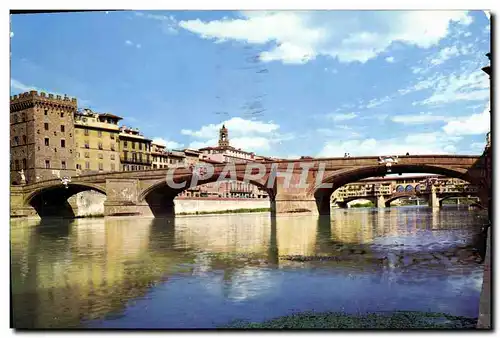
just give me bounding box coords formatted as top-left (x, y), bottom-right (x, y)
top-left (375, 195), bottom-right (385, 209)
top-left (429, 188), bottom-right (439, 209)
top-left (273, 194), bottom-right (319, 215)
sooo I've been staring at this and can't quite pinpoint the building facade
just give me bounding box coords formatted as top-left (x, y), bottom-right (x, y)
top-left (10, 91), bottom-right (78, 184)
top-left (119, 126), bottom-right (152, 171)
top-left (74, 109), bottom-right (122, 174)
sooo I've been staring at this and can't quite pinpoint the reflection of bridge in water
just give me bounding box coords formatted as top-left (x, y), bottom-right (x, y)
top-left (10, 209), bottom-right (487, 328)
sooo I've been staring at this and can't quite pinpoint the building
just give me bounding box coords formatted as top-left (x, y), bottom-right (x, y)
top-left (10, 91), bottom-right (78, 184)
top-left (177, 125), bottom-right (269, 199)
top-left (183, 149), bottom-right (201, 166)
top-left (74, 109), bottom-right (122, 174)
top-left (119, 126), bottom-right (153, 171)
top-left (198, 125), bottom-right (259, 163)
top-left (151, 142), bottom-right (169, 169)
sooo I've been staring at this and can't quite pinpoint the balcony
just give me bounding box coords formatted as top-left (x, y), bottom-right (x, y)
top-left (120, 156), bottom-right (152, 165)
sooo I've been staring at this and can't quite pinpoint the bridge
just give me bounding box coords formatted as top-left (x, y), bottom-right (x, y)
top-left (332, 176), bottom-right (480, 208)
top-left (11, 154), bottom-right (489, 218)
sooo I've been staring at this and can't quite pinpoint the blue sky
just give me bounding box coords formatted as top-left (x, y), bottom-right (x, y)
top-left (10, 10), bottom-right (491, 158)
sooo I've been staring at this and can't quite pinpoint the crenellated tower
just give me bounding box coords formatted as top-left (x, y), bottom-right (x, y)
top-left (10, 91), bottom-right (78, 184)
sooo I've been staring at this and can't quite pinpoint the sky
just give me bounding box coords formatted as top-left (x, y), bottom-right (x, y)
top-left (10, 10), bottom-right (491, 159)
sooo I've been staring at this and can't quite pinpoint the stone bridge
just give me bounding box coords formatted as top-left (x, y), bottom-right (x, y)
top-left (335, 186), bottom-right (480, 208)
top-left (11, 154), bottom-right (489, 218)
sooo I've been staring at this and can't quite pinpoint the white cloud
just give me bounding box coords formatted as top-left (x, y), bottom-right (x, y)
top-left (125, 40), bottom-right (142, 48)
top-left (391, 112), bottom-right (451, 124)
top-left (318, 132), bottom-right (461, 158)
top-left (177, 11), bottom-right (472, 64)
top-left (385, 56), bottom-right (395, 63)
top-left (11, 79), bottom-right (35, 92)
top-left (10, 31), bottom-right (14, 38)
top-left (182, 117), bottom-right (291, 153)
top-left (363, 96), bottom-right (391, 109)
top-left (135, 11), bottom-right (179, 34)
top-left (419, 70), bottom-right (490, 105)
top-left (470, 142), bottom-right (486, 150)
top-left (181, 117), bottom-right (279, 139)
top-left (429, 46), bottom-right (460, 65)
top-left (326, 112), bottom-right (358, 121)
top-left (152, 137), bottom-right (184, 149)
top-left (442, 103), bottom-right (490, 136)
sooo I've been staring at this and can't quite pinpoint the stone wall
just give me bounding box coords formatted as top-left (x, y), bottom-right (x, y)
top-left (69, 190), bottom-right (106, 217)
top-left (174, 198), bottom-right (270, 214)
top-left (71, 193), bottom-right (270, 217)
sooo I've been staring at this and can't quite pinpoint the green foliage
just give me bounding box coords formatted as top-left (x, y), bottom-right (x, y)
top-left (177, 208), bottom-right (270, 216)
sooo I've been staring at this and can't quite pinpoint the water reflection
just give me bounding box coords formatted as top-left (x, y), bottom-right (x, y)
top-left (10, 206), bottom-right (488, 329)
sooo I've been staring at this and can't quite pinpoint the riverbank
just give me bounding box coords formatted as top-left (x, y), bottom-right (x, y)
top-left (222, 311), bottom-right (478, 329)
top-left (177, 208), bottom-right (270, 216)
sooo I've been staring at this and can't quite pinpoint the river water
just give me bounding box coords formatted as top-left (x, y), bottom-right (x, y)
top-left (10, 206), bottom-right (488, 329)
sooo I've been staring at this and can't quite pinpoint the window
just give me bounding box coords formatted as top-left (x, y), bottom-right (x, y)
top-left (44, 123), bottom-right (49, 131)
top-left (85, 152), bottom-right (90, 158)
top-left (76, 152), bottom-right (80, 158)
top-left (111, 163), bottom-right (115, 171)
top-left (22, 159), bottom-right (26, 170)
top-left (139, 153), bottom-right (143, 162)
top-left (76, 164), bottom-right (81, 169)
top-left (44, 109), bottom-right (48, 115)
top-left (21, 113), bottom-right (25, 122)
top-left (123, 151), bottom-right (128, 160)
top-left (45, 160), bottom-right (50, 169)
top-left (44, 138), bottom-right (49, 146)
top-left (14, 136), bottom-right (19, 145)
top-left (61, 161), bottom-right (66, 169)
top-left (111, 144), bottom-right (115, 151)
top-left (110, 134), bottom-right (115, 139)
top-left (139, 143), bottom-right (142, 150)
top-left (98, 153), bottom-right (103, 159)
top-left (124, 140), bottom-right (128, 147)
top-left (153, 164), bottom-right (157, 169)
top-left (61, 125), bottom-right (65, 132)
top-left (110, 154), bottom-right (115, 160)
top-left (98, 142), bottom-right (103, 150)
top-left (98, 163), bottom-right (103, 171)
top-left (13, 114), bottom-right (18, 123)
top-left (60, 139), bottom-right (66, 148)
top-left (60, 112), bottom-right (64, 118)
top-left (85, 162), bottom-right (90, 169)
top-left (84, 141), bottom-right (89, 149)
top-left (14, 160), bottom-right (19, 170)
top-left (22, 135), bottom-right (27, 144)
top-left (132, 152), bottom-right (137, 161)
top-left (98, 130), bottom-right (102, 137)
top-left (132, 142), bottom-right (136, 149)
top-left (84, 129), bottom-right (89, 136)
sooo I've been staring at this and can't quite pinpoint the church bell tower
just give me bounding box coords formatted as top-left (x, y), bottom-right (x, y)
top-left (218, 124), bottom-right (229, 147)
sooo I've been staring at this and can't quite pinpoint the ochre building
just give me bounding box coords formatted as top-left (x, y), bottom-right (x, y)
top-left (74, 109), bottom-right (122, 174)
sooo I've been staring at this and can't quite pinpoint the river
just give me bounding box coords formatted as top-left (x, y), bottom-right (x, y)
top-left (10, 206), bottom-right (488, 329)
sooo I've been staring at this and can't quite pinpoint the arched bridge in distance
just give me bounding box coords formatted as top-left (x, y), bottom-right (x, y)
top-left (11, 154), bottom-right (490, 218)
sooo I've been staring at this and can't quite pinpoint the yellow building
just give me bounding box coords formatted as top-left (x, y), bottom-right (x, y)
top-left (119, 126), bottom-right (152, 171)
top-left (74, 109), bottom-right (122, 174)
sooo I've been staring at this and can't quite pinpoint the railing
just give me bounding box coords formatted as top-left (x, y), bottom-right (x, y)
top-left (120, 156), bottom-right (152, 165)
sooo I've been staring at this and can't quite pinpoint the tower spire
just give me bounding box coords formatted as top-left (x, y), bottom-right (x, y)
top-left (219, 124), bottom-right (229, 147)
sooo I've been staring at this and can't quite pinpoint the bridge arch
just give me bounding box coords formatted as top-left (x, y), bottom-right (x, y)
top-left (311, 164), bottom-right (475, 214)
top-left (138, 172), bottom-right (274, 217)
top-left (25, 182), bottom-right (107, 218)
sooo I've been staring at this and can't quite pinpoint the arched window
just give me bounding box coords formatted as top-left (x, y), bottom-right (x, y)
top-left (396, 185), bottom-right (404, 193)
top-left (405, 185), bottom-right (414, 192)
